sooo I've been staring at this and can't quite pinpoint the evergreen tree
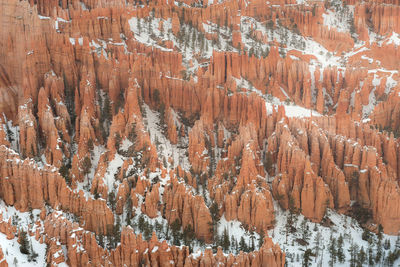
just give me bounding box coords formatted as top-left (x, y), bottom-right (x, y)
top-left (19, 230), bottom-right (29, 255)
top-left (171, 219), bottom-right (181, 246)
top-left (5, 121), bottom-right (14, 143)
top-left (383, 239), bottom-right (391, 250)
top-left (108, 190), bottom-right (116, 211)
top-left (376, 240), bottom-right (383, 264)
top-left (113, 216), bottom-right (121, 246)
top-left (314, 231), bottom-right (322, 258)
top-left (239, 236), bottom-right (248, 252)
top-left (87, 138), bottom-right (94, 151)
top-left (155, 221), bottom-right (163, 236)
top-left (285, 195), bottom-right (297, 243)
top-left (300, 218), bottom-right (309, 243)
top-left (368, 244), bottom-right (374, 266)
top-left (249, 231), bottom-right (255, 251)
top-left (59, 162), bottom-right (71, 185)
top-left (28, 242), bottom-right (38, 262)
top-left (357, 246), bottom-right (366, 267)
top-left (221, 228), bottom-right (230, 252)
top-left (101, 94), bottom-right (112, 139)
top-left (377, 224), bottom-right (383, 242)
top-left (337, 234), bottom-right (345, 263)
top-left (396, 232), bottom-right (400, 249)
top-left (143, 221), bottom-right (152, 241)
top-left (93, 187), bottom-right (100, 200)
top-left (209, 201), bottom-right (219, 236)
top-left (82, 156), bottom-right (92, 177)
top-left (128, 123), bottom-right (137, 143)
top-left (231, 235), bottom-right (238, 253)
top-left (362, 228), bottom-right (371, 241)
top-left (183, 224), bottom-right (195, 247)
top-left (328, 234), bottom-right (337, 267)
top-left (288, 195), bottom-right (297, 217)
top-left (125, 197), bottom-right (133, 225)
top-left (138, 214), bottom-right (145, 232)
top-left (387, 249), bottom-right (400, 266)
top-left (98, 233), bottom-right (104, 248)
top-left (303, 249), bottom-right (312, 267)
top-left (349, 242), bottom-right (359, 267)
top-left (115, 132), bottom-right (122, 150)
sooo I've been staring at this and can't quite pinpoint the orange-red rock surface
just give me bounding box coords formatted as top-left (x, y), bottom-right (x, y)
top-left (1, 0), bottom-right (400, 264)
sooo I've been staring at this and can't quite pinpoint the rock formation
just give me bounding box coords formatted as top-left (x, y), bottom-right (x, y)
top-left (0, 0), bottom-right (400, 264)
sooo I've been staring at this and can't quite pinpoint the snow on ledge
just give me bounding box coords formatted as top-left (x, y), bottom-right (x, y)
top-left (266, 102), bottom-right (321, 118)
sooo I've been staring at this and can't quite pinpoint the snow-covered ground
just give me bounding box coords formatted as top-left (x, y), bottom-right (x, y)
top-left (0, 203), bottom-right (47, 267)
top-left (217, 216), bottom-right (260, 251)
top-left (21, 1), bottom-right (400, 265)
top-left (143, 104), bottom-right (191, 171)
top-left (128, 16), bottom-right (215, 78)
top-left (269, 203), bottom-right (400, 266)
top-left (233, 76), bottom-right (321, 118)
top-left (0, 233), bottom-right (47, 267)
top-left (1, 116), bottom-right (20, 153)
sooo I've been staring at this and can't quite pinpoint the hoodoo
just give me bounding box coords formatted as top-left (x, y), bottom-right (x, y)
top-left (0, 0), bottom-right (400, 265)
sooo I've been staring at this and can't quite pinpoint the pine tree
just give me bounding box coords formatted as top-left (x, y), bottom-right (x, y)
top-left (314, 231), bottom-right (322, 258)
top-left (138, 214), bottom-right (145, 232)
top-left (128, 123), bottom-right (137, 143)
top-left (384, 239), bottom-right (391, 250)
top-left (328, 234), bottom-right (337, 267)
top-left (101, 94), bottom-right (112, 139)
top-left (258, 229), bottom-right (265, 249)
top-left (155, 221), bottom-right (163, 236)
top-left (303, 249), bottom-right (312, 267)
top-left (300, 218), bottom-right (309, 243)
top-left (231, 235), bottom-right (238, 253)
top-left (108, 191), bottom-right (116, 211)
top-left (337, 234), bottom-right (345, 263)
top-left (115, 132), bottom-right (122, 150)
top-left (28, 242), bottom-right (38, 262)
top-left (285, 195), bottom-right (297, 244)
top-left (357, 246), bottom-right (366, 267)
top-left (19, 229), bottom-right (29, 255)
top-left (387, 248), bottom-right (400, 266)
top-left (171, 219), bottom-right (181, 246)
top-left (362, 228), bottom-right (371, 241)
top-left (87, 138), bottom-right (94, 151)
top-left (59, 162), bottom-right (71, 185)
top-left (221, 228), bottom-right (230, 252)
top-left (377, 224), bottom-right (383, 242)
top-left (183, 224), bottom-right (195, 247)
top-left (209, 201), bottom-right (219, 236)
top-left (396, 233), bottom-right (400, 249)
top-left (4, 120), bottom-right (14, 144)
top-left (82, 156), bottom-right (92, 177)
top-left (349, 242), bottom-right (359, 267)
top-left (106, 224), bottom-right (114, 249)
top-left (113, 216), bottom-right (121, 246)
top-left (376, 239), bottom-right (383, 264)
top-left (250, 231), bottom-right (255, 251)
top-left (368, 244), bottom-right (374, 266)
top-left (98, 233), bottom-right (104, 248)
top-left (125, 197), bottom-right (132, 225)
top-left (143, 221), bottom-right (152, 241)
top-left (239, 236), bottom-right (248, 252)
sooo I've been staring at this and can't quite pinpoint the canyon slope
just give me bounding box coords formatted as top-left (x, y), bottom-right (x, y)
top-left (0, 0), bottom-right (400, 266)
